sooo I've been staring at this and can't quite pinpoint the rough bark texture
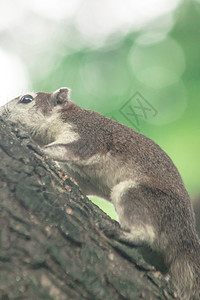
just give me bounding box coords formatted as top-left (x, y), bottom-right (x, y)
top-left (0, 118), bottom-right (179, 300)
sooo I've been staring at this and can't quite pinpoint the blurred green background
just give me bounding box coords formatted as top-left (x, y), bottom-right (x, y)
top-left (0, 0), bottom-right (199, 219)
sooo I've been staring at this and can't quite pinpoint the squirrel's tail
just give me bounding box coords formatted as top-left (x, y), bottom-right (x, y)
top-left (169, 235), bottom-right (200, 300)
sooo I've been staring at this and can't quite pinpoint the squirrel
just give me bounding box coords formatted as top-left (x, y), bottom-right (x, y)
top-left (0, 87), bottom-right (200, 300)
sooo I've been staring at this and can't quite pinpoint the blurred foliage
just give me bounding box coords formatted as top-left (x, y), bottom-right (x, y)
top-left (30, 0), bottom-right (200, 219)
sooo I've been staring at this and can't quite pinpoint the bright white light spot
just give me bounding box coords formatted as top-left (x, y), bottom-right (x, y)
top-left (0, 1), bottom-right (24, 30)
top-left (0, 0), bottom-right (182, 49)
top-left (0, 49), bottom-right (29, 105)
top-left (24, 0), bottom-right (82, 20)
top-left (75, 0), bottom-right (181, 45)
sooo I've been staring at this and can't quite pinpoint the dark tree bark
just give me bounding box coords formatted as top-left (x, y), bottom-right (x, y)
top-left (0, 118), bottom-right (178, 300)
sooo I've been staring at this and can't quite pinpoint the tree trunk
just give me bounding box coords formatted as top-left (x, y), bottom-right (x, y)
top-left (0, 118), bottom-right (178, 300)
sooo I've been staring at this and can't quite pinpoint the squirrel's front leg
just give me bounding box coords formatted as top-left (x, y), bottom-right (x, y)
top-left (43, 142), bottom-right (106, 198)
top-left (44, 143), bottom-right (74, 162)
top-left (43, 138), bottom-right (94, 164)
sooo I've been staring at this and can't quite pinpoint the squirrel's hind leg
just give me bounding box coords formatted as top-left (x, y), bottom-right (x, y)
top-left (111, 180), bottom-right (157, 247)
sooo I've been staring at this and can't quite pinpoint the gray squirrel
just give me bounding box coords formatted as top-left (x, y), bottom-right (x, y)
top-left (0, 87), bottom-right (199, 300)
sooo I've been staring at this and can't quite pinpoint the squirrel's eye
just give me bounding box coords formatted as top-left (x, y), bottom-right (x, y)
top-left (19, 95), bottom-right (34, 104)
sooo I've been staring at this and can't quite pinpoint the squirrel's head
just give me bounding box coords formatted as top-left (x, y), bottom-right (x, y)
top-left (0, 87), bottom-right (71, 120)
top-left (0, 87), bottom-right (76, 145)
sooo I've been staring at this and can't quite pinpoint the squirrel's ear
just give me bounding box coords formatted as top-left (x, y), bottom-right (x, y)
top-left (53, 87), bottom-right (71, 105)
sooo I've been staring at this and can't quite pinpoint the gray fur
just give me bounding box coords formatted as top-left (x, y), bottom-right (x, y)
top-left (1, 87), bottom-right (200, 300)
